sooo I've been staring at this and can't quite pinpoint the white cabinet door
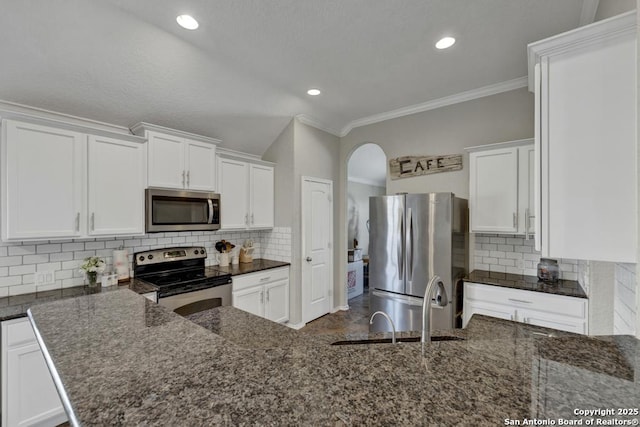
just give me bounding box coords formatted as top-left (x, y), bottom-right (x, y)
top-left (469, 147), bottom-right (518, 233)
top-left (2, 319), bottom-right (67, 427)
top-left (249, 164), bottom-right (274, 229)
top-left (462, 300), bottom-right (514, 328)
top-left (2, 119), bottom-right (84, 240)
top-left (185, 140), bottom-right (216, 191)
top-left (264, 279), bottom-right (289, 323)
top-left (147, 131), bottom-right (185, 189)
top-left (217, 158), bottom-right (249, 229)
top-left (233, 286), bottom-right (264, 317)
top-left (530, 13), bottom-right (636, 262)
top-left (87, 135), bottom-right (146, 236)
top-left (519, 309), bottom-right (586, 335)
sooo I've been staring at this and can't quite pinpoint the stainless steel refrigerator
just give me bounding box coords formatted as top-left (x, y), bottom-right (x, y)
top-left (369, 193), bottom-right (468, 332)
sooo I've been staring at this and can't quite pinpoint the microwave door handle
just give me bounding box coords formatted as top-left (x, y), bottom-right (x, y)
top-left (207, 199), bottom-right (214, 224)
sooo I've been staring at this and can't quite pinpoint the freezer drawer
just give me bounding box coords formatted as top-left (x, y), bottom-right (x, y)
top-left (370, 289), bottom-right (451, 333)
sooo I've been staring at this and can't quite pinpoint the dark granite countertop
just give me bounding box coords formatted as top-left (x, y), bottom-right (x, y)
top-left (28, 290), bottom-right (638, 426)
top-left (465, 269), bottom-right (588, 298)
top-left (0, 279), bottom-right (156, 321)
top-left (212, 258), bottom-right (290, 276)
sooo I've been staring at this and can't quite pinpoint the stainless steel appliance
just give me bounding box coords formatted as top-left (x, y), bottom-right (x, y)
top-left (133, 247), bottom-right (232, 316)
top-left (369, 193), bottom-right (468, 332)
top-left (145, 188), bottom-right (220, 233)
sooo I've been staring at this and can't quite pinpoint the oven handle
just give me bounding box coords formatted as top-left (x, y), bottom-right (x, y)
top-left (207, 199), bottom-right (214, 224)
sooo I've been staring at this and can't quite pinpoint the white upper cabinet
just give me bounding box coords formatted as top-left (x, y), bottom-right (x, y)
top-left (217, 151), bottom-right (274, 230)
top-left (528, 12), bottom-right (637, 262)
top-left (2, 120), bottom-right (84, 240)
top-left (87, 135), bottom-right (146, 236)
top-left (467, 139), bottom-right (534, 236)
top-left (132, 123), bottom-right (219, 192)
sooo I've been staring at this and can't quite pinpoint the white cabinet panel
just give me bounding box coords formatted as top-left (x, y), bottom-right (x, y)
top-left (529, 12), bottom-right (637, 262)
top-left (249, 164), bottom-right (274, 228)
top-left (217, 156), bottom-right (274, 230)
top-left (232, 267), bottom-right (289, 323)
top-left (218, 158), bottom-right (249, 229)
top-left (87, 135), bottom-right (146, 236)
top-left (2, 120), bottom-right (84, 240)
top-left (186, 140), bottom-right (216, 191)
top-left (147, 131), bottom-right (185, 189)
top-left (2, 318), bottom-right (67, 427)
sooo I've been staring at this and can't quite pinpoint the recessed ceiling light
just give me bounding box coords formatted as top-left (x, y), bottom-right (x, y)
top-left (435, 36), bottom-right (456, 50)
top-left (307, 88), bottom-right (321, 96)
top-left (176, 15), bottom-right (199, 30)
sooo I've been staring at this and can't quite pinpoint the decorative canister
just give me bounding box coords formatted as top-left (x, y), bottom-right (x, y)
top-left (113, 248), bottom-right (130, 282)
top-left (537, 258), bottom-right (559, 282)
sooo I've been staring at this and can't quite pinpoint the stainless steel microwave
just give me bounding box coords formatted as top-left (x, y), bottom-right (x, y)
top-left (145, 189), bottom-right (220, 232)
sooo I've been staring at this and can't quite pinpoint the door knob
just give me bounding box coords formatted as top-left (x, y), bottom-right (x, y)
top-left (306, 257), bottom-right (312, 262)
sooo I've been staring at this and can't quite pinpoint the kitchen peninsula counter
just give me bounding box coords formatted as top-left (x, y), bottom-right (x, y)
top-left (28, 289), bottom-right (638, 426)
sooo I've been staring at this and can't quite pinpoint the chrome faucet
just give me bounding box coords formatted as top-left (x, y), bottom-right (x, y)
top-left (421, 275), bottom-right (448, 355)
top-left (369, 311), bottom-right (396, 344)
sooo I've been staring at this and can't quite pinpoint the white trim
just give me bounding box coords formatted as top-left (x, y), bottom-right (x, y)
top-left (331, 305), bottom-right (349, 313)
top-left (130, 122), bottom-right (221, 145)
top-left (285, 322), bottom-right (306, 330)
top-left (348, 176), bottom-right (386, 188)
top-left (528, 11), bottom-right (636, 90)
top-left (464, 138), bottom-right (534, 153)
top-left (339, 77), bottom-right (528, 137)
top-left (295, 114), bottom-right (341, 136)
top-left (579, 0), bottom-right (600, 27)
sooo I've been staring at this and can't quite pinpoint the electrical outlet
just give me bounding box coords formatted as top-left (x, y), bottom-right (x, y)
top-left (35, 270), bottom-right (55, 286)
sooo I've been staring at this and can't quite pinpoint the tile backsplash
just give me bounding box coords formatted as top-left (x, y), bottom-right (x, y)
top-left (473, 234), bottom-right (580, 281)
top-left (614, 262), bottom-right (636, 336)
top-left (0, 227), bottom-right (292, 297)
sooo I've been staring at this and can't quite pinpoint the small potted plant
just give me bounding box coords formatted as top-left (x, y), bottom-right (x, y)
top-left (80, 256), bottom-right (106, 287)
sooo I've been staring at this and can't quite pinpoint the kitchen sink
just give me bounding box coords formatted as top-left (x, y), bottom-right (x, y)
top-left (330, 336), bottom-right (464, 346)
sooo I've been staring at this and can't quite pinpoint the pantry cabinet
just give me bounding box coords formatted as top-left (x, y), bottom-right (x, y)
top-left (463, 282), bottom-right (588, 334)
top-left (1, 118), bottom-right (146, 241)
top-left (2, 317), bottom-right (67, 427)
top-left (467, 139), bottom-right (534, 236)
top-left (217, 151), bottom-right (274, 230)
top-left (232, 267), bottom-right (289, 323)
top-left (131, 123), bottom-right (219, 192)
top-left (528, 12), bottom-right (636, 262)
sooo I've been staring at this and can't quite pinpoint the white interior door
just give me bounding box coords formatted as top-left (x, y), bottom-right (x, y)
top-left (301, 177), bottom-right (333, 323)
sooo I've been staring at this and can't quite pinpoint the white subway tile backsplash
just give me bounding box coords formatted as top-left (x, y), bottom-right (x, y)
top-left (614, 263), bottom-right (636, 336)
top-left (85, 241), bottom-right (105, 250)
top-left (37, 243), bottom-right (61, 254)
top-left (9, 265), bottom-right (35, 275)
top-left (8, 283), bottom-right (35, 296)
top-left (8, 245), bottom-right (36, 256)
top-left (0, 256), bottom-right (24, 267)
top-left (62, 243), bottom-right (84, 252)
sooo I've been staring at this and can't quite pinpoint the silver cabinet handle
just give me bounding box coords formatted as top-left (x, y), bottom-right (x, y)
top-left (508, 298), bottom-right (532, 304)
top-left (513, 212), bottom-right (517, 229)
top-left (187, 171), bottom-right (190, 187)
top-left (259, 276), bottom-right (271, 282)
top-left (75, 213), bottom-right (80, 232)
top-left (510, 314), bottom-right (514, 321)
top-left (306, 257), bottom-right (312, 262)
top-left (260, 291), bottom-right (264, 304)
top-left (251, 213), bottom-right (254, 225)
top-left (182, 170), bottom-right (186, 188)
top-left (91, 213), bottom-right (95, 231)
top-left (245, 214), bottom-right (248, 226)
top-left (266, 289), bottom-right (270, 302)
top-left (525, 208), bottom-right (530, 240)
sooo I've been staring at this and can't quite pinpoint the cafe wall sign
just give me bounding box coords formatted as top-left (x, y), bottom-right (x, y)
top-left (389, 154), bottom-right (463, 180)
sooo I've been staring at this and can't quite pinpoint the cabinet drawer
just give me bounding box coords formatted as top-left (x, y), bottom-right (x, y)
top-left (465, 282), bottom-right (586, 320)
top-left (3, 318), bottom-right (36, 349)
top-left (232, 267), bottom-right (289, 291)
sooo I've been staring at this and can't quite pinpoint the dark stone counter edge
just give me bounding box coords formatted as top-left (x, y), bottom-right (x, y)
top-left (212, 259), bottom-right (290, 276)
top-left (464, 270), bottom-right (588, 299)
top-left (27, 308), bottom-right (81, 427)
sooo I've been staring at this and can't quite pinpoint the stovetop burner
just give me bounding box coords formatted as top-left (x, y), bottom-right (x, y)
top-left (133, 247), bottom-right (232, 298)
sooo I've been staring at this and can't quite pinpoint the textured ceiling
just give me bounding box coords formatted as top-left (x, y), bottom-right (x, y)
top-left (0, 0), bottom-right (586, 155)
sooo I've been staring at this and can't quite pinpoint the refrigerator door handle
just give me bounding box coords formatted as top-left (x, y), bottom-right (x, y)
top-left (372, 290), bottom-right (422, 307)
top-left (407, 207), bottom-right (413, 283)
top-left (398, 207), bottom-right (404, 280)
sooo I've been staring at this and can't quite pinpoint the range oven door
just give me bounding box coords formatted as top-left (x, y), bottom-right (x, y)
top-left (158, 284), bottom-right (232, 316)
top-left (146, 188), bottom-right (220, 232)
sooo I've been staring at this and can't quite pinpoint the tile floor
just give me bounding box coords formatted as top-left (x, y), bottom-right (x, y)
top-left (299, 288), bottom-right (370, 336)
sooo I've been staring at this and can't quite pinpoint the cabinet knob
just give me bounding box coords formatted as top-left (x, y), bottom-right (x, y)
top-left (306, 257), bottom-right (312, 262)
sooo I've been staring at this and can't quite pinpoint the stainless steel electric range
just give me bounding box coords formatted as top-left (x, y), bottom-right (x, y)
top-left (133, 247), bottom-right (232, 316)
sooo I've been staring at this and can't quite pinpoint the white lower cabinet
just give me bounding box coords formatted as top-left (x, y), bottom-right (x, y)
top-left (232, 267), bottom-right (289, 323)
top-left (1, 317), bottom-right (67, 427)
top-left (463, 282), bottom-right (588, 334)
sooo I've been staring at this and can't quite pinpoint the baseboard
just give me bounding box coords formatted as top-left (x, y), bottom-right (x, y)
top-left (286, 322), bottom-right (306, 330)
top-left (332, 305), bottom-right (349, 313)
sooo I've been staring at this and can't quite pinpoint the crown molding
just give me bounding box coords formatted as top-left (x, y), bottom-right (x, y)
top-left (294, 114), bottom-right (340, 136)
top-left (339, 77), bottom-right (528, 137)
top-left (579, 0), bottom-right (600, 26)
top-left (130, 122), bottom-right (221, 145)
top-left (217, 146), bottom-right (275, 166)
top-left (348, 176), bottom-right (386, 188)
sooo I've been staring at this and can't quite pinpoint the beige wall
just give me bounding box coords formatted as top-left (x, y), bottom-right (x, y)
top-left (337, 88), bottom-right (535, 307)
top-left (263, 119), bottom-right (295, 228)
top-left (595, 0), bottom-right (636, 21)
